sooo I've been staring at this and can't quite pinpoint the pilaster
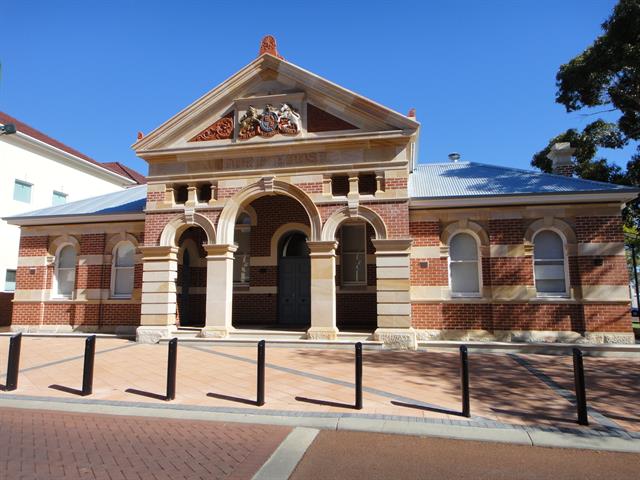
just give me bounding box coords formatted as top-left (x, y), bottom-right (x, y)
top-left (372, 238), bottom-right (416, 349)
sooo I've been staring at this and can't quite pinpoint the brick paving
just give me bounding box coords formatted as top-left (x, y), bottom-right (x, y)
top-left (0, 407), bottom-right (290, 480)
top-left (0, 337), bottom-right (639, 435)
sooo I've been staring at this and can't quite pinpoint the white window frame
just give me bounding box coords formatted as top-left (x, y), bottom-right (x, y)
top-left (341, 223), bottom-right (368, 286)
top-left (110, 241), bottom-right (136, 299)
top-left (234, 225), bottom-right (251, 285)
top-left (53, 243), bottom-right (77, 299)
top-left (448, 231), bottom-right (482, 298)
top-left (532, 228), bottom-right (570, 298)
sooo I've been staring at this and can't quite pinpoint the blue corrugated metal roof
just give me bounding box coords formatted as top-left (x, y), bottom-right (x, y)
top-left (409, 162), bottom-right (636, 198)
top-left (9, 185), bottom-right (147, 218)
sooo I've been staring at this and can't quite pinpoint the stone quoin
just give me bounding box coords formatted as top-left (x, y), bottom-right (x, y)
top-left (4, 36), bottom-right (639, 348)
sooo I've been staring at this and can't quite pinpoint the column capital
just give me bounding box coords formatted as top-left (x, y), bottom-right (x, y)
top-left (307, 241), bottom-right (338, 256)
top-left (372, 238), bottom-right (413, 254)
top-left (204, 243), bottom-right (238, 259)
top-left (139, 246), bottom-right (179, 260)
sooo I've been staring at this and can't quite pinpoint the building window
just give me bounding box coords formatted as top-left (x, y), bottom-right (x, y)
top-left (233, 213), bottom-right (251, 284)
top-left (111, 242), bottom-right (135, 298)
top-left (448, 232), bottom-right (481, 296)
top-left (341, 223), bottom-right (367, 285)
top-left (174, 185), bottom-right (188, 204)
top-left (358, 173), bottom-right (376, 195)
top-left (533, 230), bottom-right (568, 296)
top-left (13, 180), bottom-right (32, 203)
top-left (4, 270), bottom-right (16, 292)
top-left (52, 191), bottom-right (67, 206)
top-left (54, 245), bottom-right (76, 298)
top-left (331, 175), bottom-right (349, 197)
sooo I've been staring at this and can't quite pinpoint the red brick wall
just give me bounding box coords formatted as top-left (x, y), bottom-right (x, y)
top-left (233, 294), bottom-right (277, 326)
top-left (337, 293), bottom-right (377, 329)
top-left (575, 216), bottom-right (624, 243)
top-left (489, 219), bottom-right (525, 244)
top-left (412, 303), bottom-right (631, 333)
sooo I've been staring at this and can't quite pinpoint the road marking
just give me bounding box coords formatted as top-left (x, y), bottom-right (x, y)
top-left (252, 427), bottom-right (319, 480)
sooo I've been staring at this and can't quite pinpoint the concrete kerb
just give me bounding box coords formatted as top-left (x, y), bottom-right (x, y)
top-left (1, 395), bottom-right (639, 453)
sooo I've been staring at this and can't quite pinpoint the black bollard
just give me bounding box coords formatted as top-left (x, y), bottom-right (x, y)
top-left (460, 345), bottom-right (470, 418)
top-left (257, 340), bottom-right (265, 406)
top-left (5, 333), bottom-right (22, 391)
top-left (81, 335), bottom-right (96, 396)
top-left (355, 342), bottom-right (363, 410)
top-left (572, 348), bottom-right (589, 426)
top-left (166, 338), bottom-right (177, 401)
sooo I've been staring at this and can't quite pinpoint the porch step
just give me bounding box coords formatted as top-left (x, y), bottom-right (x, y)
top-left (159, 328), bottom-right (380, 348)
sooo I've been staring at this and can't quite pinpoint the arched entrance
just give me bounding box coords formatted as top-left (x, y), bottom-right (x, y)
top-left (176, 227), bottom-right (207, 327)
top-left (278, 232), bottom-right (311, 326)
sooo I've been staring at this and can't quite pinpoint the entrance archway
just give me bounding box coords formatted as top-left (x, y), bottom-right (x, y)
top-left (278, 232), bottom-right (311, 327)
top-left (176, 227), bottom-right (207, 327)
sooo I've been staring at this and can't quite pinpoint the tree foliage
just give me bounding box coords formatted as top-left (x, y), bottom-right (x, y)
top-left (532, 0), bottom-right (640, 226)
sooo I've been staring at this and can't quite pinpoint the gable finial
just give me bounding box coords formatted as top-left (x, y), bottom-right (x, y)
top-left (408, 108), bottom-right (416, 118)
top-left (258, 35), bottom-right (283, 59)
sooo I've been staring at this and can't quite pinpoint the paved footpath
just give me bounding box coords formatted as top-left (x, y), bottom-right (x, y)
top-left (0, 407), bottom-right (290, 480)
top-left (290, 430), bottom-right (639, 480)
top-left (1, 407), bottom-right (638, 480)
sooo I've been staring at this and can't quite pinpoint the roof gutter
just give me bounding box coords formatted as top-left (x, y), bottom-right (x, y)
top-left (4, 212), bottom-right (145, 227)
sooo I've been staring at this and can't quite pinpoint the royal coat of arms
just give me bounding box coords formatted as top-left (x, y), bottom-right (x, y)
top-left (238, 103), bottom-right (301, 140)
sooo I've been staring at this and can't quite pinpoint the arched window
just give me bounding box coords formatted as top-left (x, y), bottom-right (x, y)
top-left (55, 245), bottom-right (76, 298)
top-left (448, 232), bottom-right (481, 296)
top-left (533, 230), bottom-right (568, 296)
top-left (111, 242), bottom-right (135, 298)
top-left (233, 213), bottom-right (251, 284)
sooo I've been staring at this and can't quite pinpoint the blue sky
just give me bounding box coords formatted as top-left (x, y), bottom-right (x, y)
top-left (1, 0), bottom-right (633, 176)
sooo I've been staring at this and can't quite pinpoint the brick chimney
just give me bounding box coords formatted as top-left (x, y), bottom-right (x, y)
top-left (546, 142), bottom-right (575, 176)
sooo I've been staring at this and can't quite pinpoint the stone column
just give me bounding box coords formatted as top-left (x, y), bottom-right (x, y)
top-left (200, 244), bottom-right (238, 338)
top-left (137, 246), bottom-right (178, 343)
top-left (372, 239), bottom-right (416, 349)
top-left (307, 241), bottom-right (339, 340)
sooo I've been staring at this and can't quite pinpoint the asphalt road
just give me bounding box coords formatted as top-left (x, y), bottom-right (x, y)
top-left (290, 430), bottom-right (638, 480)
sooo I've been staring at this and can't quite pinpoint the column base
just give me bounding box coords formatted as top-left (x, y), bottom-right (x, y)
top-left (199, 326), bottom-right (234, 339)
top-left (374, 327), bottom-right (417, 350)
top-left (306, 326), bottom-right (339, 340)
top-left (136, 325), bottom-right (177, 344)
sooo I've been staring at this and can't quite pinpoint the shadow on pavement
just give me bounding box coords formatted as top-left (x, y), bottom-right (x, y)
top-left (48, 384), bottom-right (84, 396)
top-left (125, 388), bottom-right (167, 401)
top-left (391, 400), bottom-right (463, 417)
top-left (295, 396), bottom-right (356, 409)
top-left (206, 392), bottom-right (258, 406)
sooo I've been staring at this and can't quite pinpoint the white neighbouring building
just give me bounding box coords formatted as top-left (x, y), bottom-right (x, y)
top-left (0, 112), bottom-right (145, 325)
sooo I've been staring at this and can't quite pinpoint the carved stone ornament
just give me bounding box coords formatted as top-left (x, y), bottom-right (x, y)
top-left (238, 103), bottom-right (301, 140)
top-left (189, 114), bottom-right (234, 142)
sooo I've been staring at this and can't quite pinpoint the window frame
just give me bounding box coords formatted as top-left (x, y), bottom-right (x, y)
top-left (4, 269), bottom-right (16, 292)
top-left (340, 222), bottom-right (368, 287)
top-left (447, 231), bottom-right (482, 298)
top-left (532, 228), bottom-right (570, 298)
top-left (13, 179), bottom-right (33, 203)
top-left (110, 241), bottom-right (136, 299)
top-left (233, 224), bottom-right (251, 285)
top-left (53, 244), bottom-right (77, 299)
top-left (52, 190), bottom-right (68, 206)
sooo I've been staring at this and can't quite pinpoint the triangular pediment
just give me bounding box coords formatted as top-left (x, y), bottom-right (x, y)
top-left (133, 53), bottom-right (419, 155)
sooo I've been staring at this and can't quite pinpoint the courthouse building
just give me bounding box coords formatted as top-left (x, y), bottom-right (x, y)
top-left (4, 37), bottom-right (638, 347)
